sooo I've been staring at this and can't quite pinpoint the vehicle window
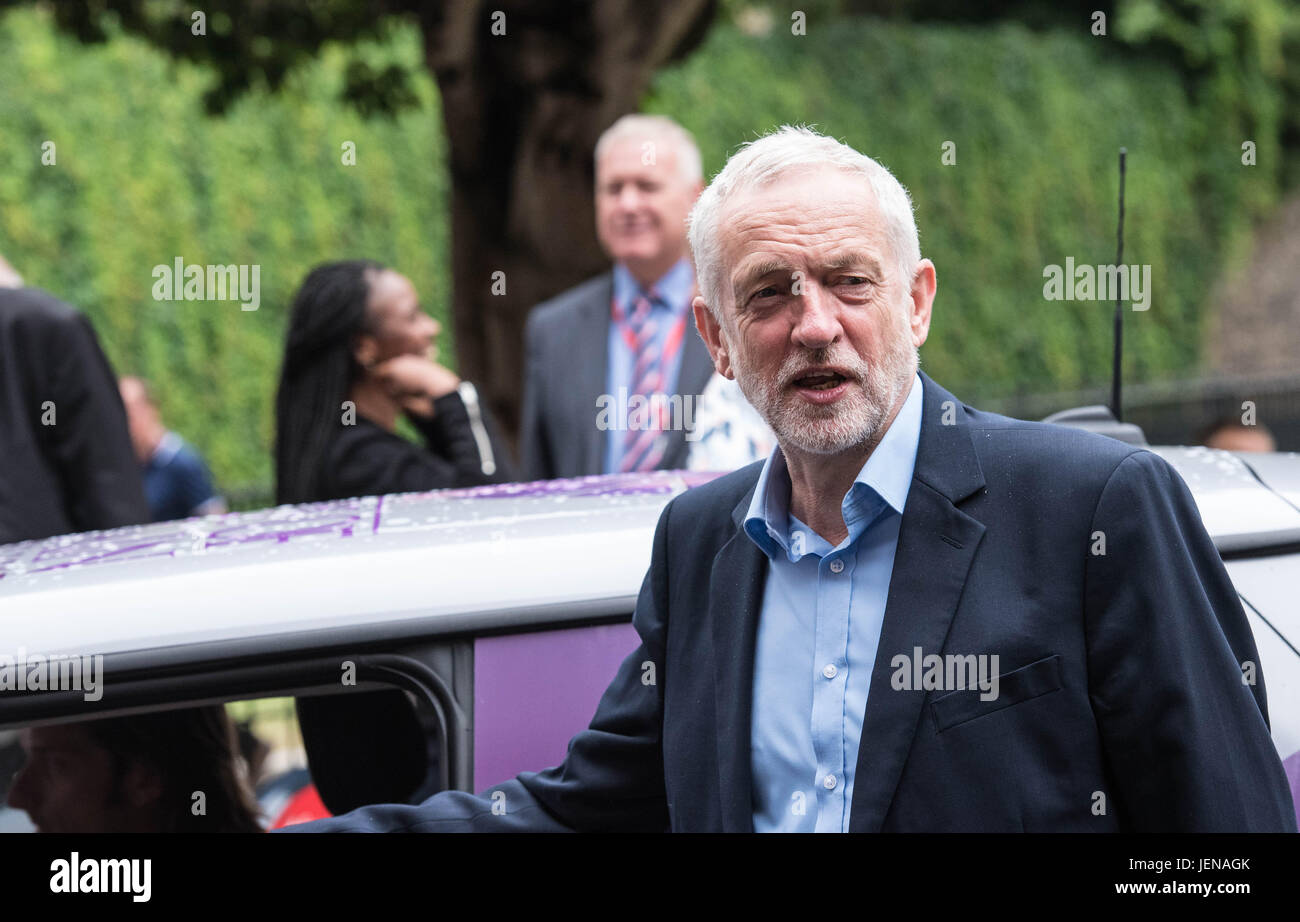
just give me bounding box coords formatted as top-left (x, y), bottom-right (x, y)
top-left (227, 697), bottom-right (315, 829)
top-left (0, 683), bottom-right (445, 832)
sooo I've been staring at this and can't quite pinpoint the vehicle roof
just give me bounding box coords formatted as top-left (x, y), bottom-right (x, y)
top-left (1232, 450), bottom-right (1300, 511)
top-left (2, 449), bottom-right (1299, 661)
top-left (1155, 447), bottom-right (1300, 551)
top-left (0, 472), bottom-right (718, 660)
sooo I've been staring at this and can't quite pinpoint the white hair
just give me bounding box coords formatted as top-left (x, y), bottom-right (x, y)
top-left (594, 114), bottom-right (703, 186)
top-left (687, 125), bottom-right (920, 316)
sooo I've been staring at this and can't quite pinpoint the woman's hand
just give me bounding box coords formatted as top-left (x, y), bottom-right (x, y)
top-left (372, 355), bottom-right (461, 419)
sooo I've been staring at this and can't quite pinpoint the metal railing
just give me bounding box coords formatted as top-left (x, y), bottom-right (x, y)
top-left (982, 372), bottom-right (1300, 452)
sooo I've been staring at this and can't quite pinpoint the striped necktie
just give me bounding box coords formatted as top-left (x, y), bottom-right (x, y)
top-left (619, 291), bottom-right (670, 472)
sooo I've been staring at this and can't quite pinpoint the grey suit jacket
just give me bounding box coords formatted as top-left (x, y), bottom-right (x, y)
top-left (520, 272), bottom-right (715, 480)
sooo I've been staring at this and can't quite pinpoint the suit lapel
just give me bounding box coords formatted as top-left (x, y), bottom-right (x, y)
top-left (710, 482), bottom-right (766, 832)
top-left (574, 275), bottom-right (612, 475)
top-left (847, 372), bottom-right (987, 832)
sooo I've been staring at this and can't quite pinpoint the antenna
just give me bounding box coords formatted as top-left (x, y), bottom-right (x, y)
top-left (1110, 148), bottom-right (1127, 422)
top-left (1048, 148), bottom-right (1146, 445)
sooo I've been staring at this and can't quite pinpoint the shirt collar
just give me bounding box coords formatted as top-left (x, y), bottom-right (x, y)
top-left (612, 258), bottom-right (694, 317)
top-left (148, 430), bottom-right (184, 468)
top-left (743, 373), bottom-right (923, 561)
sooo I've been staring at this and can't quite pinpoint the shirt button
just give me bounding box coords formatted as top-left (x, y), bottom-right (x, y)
top-left (823, 774), bottom-right (837, 790)
top-left (829, 559), bottom-right (845, 574)
top-left (822, 663), bottom-right (837, 679)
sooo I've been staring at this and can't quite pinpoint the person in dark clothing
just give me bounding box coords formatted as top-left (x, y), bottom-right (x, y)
top-left (320, 375), bottom-right (505, 501)
top-left (275, 259), bottom-right (511, 504)
top-left (0, 283), bottom-right (150, 545)
top-left (120, 376), bottom-right (227, 522)
top-left (274, 259), bottom-right (511, 816)
top-left (7, 706), bottom-right (263, 833)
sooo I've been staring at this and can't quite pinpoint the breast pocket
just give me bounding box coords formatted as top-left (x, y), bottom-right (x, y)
top-left (930, 654), bottom-right (1063, 733)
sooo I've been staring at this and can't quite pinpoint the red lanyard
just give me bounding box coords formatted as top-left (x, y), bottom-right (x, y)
top-left (611, 294), bottom-right (689, 367)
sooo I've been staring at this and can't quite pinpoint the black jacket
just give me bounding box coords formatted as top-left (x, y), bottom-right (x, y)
top-left (288, 372), bottom-right (1296, 832)
top-left (0, 287), bottom-right (148, 544)
top-left (315, 388), bottom-right (512, 501)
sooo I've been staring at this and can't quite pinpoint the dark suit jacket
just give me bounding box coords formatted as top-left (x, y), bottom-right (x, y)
top-left (0, 287), bottom-right (149, 544)
top-left (288, 372), bottom-right (1297, 832)
top-left (520, 272), bottom-right (715, 480)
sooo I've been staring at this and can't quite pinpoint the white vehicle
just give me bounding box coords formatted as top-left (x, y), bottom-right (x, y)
top-left (0, 448), bottom-right (1297, 831)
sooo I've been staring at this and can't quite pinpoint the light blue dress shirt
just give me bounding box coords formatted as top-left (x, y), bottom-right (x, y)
top-left (744, 373), bottom-right (923, 832)
top-left (603, 259), bottom-right (695, 474)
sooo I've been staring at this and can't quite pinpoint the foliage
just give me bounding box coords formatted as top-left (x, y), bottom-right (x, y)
top-left (0, 7), bottom-right (449, 500)
top-left (647, 16), bottom-right (1278, 401)
top-left (1116, 0), bottom-right (1300, 193)
top-left (1, 6), bottom-right (1288, 504)
top-left (0, 0), bottom-right (428, 115)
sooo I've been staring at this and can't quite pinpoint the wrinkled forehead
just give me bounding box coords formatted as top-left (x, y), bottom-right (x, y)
top-left (721, 163), bottom-right (881, 224)
top-left (596, 133), bottom-right (684, 180)
top-left (719, 168), bottom-right (889, 267)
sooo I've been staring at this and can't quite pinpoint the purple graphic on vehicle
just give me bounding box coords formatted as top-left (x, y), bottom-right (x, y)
top-left (1285, 751), bottom-right (1300, 827)
top-left (0, 471), bottom-right (724, 582)
top-left (473, 622), bottom-right (640, 790)
top-left (434, 470), bottom-right (721, 500)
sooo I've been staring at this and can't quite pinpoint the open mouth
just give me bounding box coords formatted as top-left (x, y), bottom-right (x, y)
top-left (789, 368), bottom-right (853, 405)
top-left (792, 371), bottom-right (847, 390)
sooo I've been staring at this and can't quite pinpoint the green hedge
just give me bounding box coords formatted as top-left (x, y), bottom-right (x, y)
top-left (0, 8), bottom-right (1281, 504)
top-left (646, 18), bottom-right (1276, 404)
top-left (0, 7), bottom-right (449, 501)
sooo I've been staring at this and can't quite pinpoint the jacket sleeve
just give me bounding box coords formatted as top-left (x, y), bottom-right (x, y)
top-left (333, 389), bottom-right (511, 496)
top-left (41, 311), bottom-right (150, 531)
top-left (411, 385), bottom-right (515, 486)
top-left (1084, 450), bottom-right (1297, 831)
top-left (280, 499), bottom-right (675, 832)
top-left (519, 309), bottom-right (554, 481)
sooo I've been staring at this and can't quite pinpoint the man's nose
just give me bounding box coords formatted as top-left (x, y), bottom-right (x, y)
top-left (791, 280), bottom-right (842, 349)
top-left (616, 184), bottom-right (642, 211)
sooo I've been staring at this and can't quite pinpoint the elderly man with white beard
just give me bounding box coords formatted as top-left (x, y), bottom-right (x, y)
top-left (289, 126), bottom-right (1295, 833)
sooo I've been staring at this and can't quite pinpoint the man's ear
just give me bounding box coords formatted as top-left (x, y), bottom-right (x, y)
top-left (908, 258), bottom-right (937, 349)
top-left (692, 295), bottom-right (733, 379)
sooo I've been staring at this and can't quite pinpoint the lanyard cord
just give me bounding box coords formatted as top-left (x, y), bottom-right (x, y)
top-left (611, 295), bottom-right (689, 371)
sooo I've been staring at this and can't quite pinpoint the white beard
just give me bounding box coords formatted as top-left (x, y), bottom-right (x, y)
top-left (731, 307), bottom-right (917, 456)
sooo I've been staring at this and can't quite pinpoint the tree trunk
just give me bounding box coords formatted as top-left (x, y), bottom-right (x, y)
top-left (420, 0), bottom-right (715, 449)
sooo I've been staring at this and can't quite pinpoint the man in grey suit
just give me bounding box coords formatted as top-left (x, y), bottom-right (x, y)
top-left (520, 115), bottom-right (716, 480)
